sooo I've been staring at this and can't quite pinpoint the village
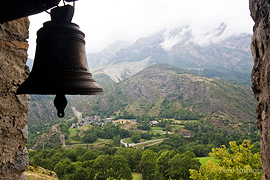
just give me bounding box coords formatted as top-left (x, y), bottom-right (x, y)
top-left (69, 115), bottom-right (139, 129)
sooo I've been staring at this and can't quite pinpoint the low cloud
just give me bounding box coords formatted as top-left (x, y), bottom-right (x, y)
top-left (160, 22), bottom-right (248, 51)
top-left (28, 0), bottom-right (254, 58)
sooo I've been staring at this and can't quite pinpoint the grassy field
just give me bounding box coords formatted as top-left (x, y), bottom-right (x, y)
top-left (110, 116), bottom-right (116, 119)
top-left (171, 124), bottom-right (185, 131)
top-left (132, 172), bottom-right (142, 180)
top-left (69, 124), bottom-right (91, 135)
top-left (121, 122), bottom-right (138, 131)
top-left (25, 166), bottom-right (58, 180)
top-left (78, 124), bottom-right (91, 131)
top-left (151, 127), bottom-right (163, 130)
top-left (197, 156), bottom-right (220, 165)
top-left (123, 138), bottom-right (132, 144)
top-left (148, 130), bottom-right (165, 135)
top-left (69, 125), bottom-right (92, 144)
top-left (173, 120), bottom-right (199, 124)
top-left (69, 138), bottom-right (112, 149)
top-left (25, 172), bottom-right (58, 180)
top-left (69, 128), bottom-right (77, 136)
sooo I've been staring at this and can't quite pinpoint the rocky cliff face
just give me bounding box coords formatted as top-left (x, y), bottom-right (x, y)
top-left (86, 27), bottom-right (253, 87)
top-left (75, 65), bottom-right (256, 127)
top-left (0, 17), bottom-right (30, 180)
top-left (250, 0), bottom-right (270, 179)
top-left (31, 124), bottom-right (64, 150)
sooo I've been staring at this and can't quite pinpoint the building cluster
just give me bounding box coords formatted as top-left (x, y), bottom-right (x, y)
top-left (150, 120), bottom-right (159, 125)
top-left (69, 116), bottom-right (139, 129)
top-left (70, 115), bottom-right (113, 128)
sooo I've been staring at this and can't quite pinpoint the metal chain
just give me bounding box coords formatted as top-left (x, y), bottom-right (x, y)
top-left (63, 0), bottom-right (76, 7)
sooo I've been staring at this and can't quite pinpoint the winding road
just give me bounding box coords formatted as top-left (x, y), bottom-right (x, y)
top-left (120, 138), bottom-right (168, 147)
top-left (120, 130), bottom-right (172, 147)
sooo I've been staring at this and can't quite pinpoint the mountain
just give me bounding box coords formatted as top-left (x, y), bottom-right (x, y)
top-left (28, 95), bottom-right (74, 126)
top-left (75, 64), bottom-right (256, 123)
top-left (27, 64), bottom-right (256, 134)
top-left (26, 23), bottom-right (253, 86)
top-left (88, 23), bottom-right (253, 86)
top-left (26, 23), bottom-right (255, 127)
top-left (30, 124), bottom-right (64, 150)
top-left (88, 41), bottom-right (131, 69)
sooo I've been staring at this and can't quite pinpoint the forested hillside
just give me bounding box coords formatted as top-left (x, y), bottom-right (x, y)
top-left (75, 64), bottom-right (256, 124)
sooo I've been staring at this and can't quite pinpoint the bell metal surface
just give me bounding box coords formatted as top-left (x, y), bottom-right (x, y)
top-left (17, 5), bottom-right (103, 96)
top-left (17, 5), bottom-right (103, 118)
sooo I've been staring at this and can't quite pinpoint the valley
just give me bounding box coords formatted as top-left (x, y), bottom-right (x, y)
top-left (25, 25), bottom-right (261, 180)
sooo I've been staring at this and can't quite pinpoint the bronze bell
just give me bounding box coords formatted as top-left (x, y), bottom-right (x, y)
top-left (17, 5), bottom-right (103, 118)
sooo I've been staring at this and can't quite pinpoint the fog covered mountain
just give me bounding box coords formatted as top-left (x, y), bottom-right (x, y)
top-left (88, 23), bottom-right (253, 84)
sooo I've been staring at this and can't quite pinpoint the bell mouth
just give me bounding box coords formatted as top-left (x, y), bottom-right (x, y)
top-left (16, 70), bottom-right (103, 95)
top-left (16, 69), bottom-right (103, 118)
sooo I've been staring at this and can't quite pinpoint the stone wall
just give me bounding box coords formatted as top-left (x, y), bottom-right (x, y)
top-left (0, 17), bottom-right (30, 180)
top-left (250, 0), bottom-right (270, 179)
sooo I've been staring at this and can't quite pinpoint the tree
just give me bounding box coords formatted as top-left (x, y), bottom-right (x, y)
top-left (67, 150), bottom-right (78, 162)
top-left (64, 163), bottom-right (77, 175)
top-left (112, 135), bottom-right (121, 146)
top-left (167, 151), bottom-right (201, 180)
top-left (73, 167), bottom-right (88, 180)
top-left (115, 148), bottom-right (143, 171)
top-left (54, 160), bottom-right (71, 179)
top-left (137, 123), bottom-right (151, 131)
top-left (110, 155), bottom-right (133, 180)
top-left (93, 155), bottom-right (112, 180)
top-left (85, 167), bottom-right (95, 180)
top-left (156, 150), bottom-right (176, 180)
top-left (190, 140), bottom-right (263, 180)
top-left (131, 133), bottom-right (141, 143)
top-left (81, 150), bottom-right (98, 162)
top-left (139, 150), bottom-right (158, 180)
top-left (92, 104), bottom-right (99, 111)
top-left (84, 133), bottom-right (98, 143)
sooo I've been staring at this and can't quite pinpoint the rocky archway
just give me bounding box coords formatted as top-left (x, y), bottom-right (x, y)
top-left (0, 0), bottom-right (270, 179)
top-left (0, 1), bottom-right (60, 179)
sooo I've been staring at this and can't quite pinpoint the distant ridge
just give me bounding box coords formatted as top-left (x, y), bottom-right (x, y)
top-left (75, 64), bottom-right (256, 123)
top-left (87, 24), bottom-right (252, 86)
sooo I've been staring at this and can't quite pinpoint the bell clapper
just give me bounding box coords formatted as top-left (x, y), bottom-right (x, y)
top-left (54, 94), bottom-right (68, 118)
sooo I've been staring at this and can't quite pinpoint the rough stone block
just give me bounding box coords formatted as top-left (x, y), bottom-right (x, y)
top-left (0, 17), bottom-right (30, 179)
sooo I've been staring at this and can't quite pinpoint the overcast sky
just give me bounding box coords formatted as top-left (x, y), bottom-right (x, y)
top-left (27, 0), bottom-right (254, 59)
